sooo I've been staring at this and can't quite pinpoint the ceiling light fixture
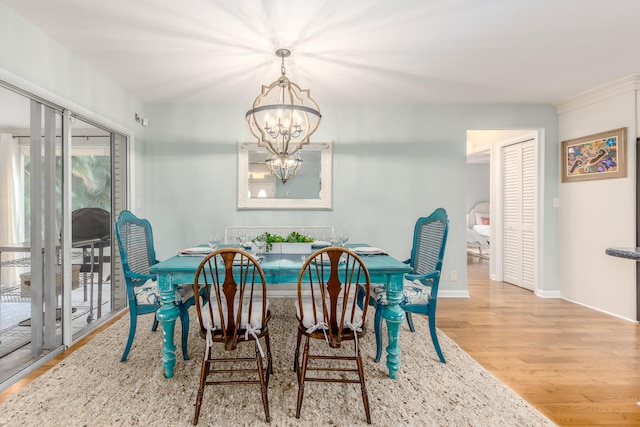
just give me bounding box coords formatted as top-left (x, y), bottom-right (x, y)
top-left (246, 49), bottom-right (321, 184)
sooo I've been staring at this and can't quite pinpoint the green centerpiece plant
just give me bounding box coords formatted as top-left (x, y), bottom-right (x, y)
top-left (252, 231), bottom-right (314, 253)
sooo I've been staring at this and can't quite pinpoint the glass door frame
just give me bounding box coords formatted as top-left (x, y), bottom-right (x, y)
top-left (27, 100), bottom-right (64, 356)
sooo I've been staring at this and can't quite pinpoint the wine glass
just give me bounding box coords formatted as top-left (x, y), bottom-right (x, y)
top-left (330, 231), bottom-right (345, 247)
top-left (208, 232), bottom-right (221, 250)
top-left (253, 239), bottom-right (266, 256)
top-left (236, 232), bottom-right (247, 249)
top-left (339, 231), bottom-right (349, 247)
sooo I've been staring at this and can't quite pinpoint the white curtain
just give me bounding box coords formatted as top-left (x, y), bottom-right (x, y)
top-left (0, 133), bottom-right (25, 286)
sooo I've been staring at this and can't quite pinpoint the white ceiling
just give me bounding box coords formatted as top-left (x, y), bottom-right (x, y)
top-left (3, 0), bottom-right (640, 106)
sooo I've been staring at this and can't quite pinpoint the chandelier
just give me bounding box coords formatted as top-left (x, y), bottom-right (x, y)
top-left (265, 151), bottom-right (303, 184)
top-left (246, 49), bottom-right (321, 184)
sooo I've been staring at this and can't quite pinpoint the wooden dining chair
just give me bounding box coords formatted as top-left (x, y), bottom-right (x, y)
top-left (192, 248), bottom-right (272, 425)
top-left (367, 207), bottom-right (449, 363)
top-left (114, 210), bottom-right (196, 362)
top-left (294, 247), bottom-right (372, 424)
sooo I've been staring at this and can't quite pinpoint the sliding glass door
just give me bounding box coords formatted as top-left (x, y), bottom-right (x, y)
top-left (67, 116), bottom-right (126, 340)
top-left (0, 81), bottom-right (129, 386)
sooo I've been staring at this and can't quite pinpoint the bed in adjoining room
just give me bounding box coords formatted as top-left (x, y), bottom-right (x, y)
top-left (467, 202), bottom-right (490, 261)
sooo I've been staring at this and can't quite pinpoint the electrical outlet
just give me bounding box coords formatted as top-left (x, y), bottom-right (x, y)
top-left (450, 270), bottom-right (458, 282)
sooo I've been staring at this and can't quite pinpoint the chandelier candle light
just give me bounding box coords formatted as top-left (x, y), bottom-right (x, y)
top-left (246, 49), bottom-right (322, 183)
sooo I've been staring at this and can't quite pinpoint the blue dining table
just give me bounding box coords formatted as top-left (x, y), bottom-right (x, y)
top-left (150, 243), bottom-right (411, 379)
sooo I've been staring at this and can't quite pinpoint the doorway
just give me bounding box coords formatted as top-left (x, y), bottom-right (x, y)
top-left (466, 129), bottom-right (542, 292)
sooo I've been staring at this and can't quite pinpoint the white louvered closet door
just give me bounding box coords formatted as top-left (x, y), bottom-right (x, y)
top-left (502, 139), bottom-right (537, 291)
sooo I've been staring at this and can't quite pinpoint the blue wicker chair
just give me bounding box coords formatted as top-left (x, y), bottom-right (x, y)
top-left (368, 208), bottom-right (449, 363)
top-left (114, 210), bottom-right (196, 362)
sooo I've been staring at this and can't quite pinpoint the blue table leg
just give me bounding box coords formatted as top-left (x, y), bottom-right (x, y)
top-left (155, 273), bottom-right (179, 378)
top-left (381, 275), bottom-right (405, 379)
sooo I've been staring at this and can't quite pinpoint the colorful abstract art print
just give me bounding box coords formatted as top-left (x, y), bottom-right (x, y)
top-left (561, 127), bottom-right (627, 183)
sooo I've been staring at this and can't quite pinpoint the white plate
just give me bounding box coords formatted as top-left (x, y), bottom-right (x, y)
top-left (353, 246), bottom-right (385, 255)
top-left (311, 240), bottom-right (331, 248)
top-left (178, 247), bottom-right (211, 256)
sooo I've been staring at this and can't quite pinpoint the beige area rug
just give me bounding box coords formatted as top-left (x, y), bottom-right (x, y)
top-left (0, 299), bottom-right (555, 427)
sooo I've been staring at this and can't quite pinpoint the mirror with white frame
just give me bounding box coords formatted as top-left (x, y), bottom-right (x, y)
top-left (237, 141), bottom-right (333, 210)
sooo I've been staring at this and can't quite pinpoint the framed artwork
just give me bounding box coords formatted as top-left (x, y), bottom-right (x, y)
top-left (561, 127), bottom-right (627, 183)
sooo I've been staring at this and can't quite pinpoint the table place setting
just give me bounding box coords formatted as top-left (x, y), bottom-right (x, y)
top-left (352, 246), bottom-right (387, 256)
top-left (177, 247), bottom-right (213, 256)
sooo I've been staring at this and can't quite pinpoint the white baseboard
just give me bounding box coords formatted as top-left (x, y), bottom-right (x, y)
top-left (535, 289), bottom-right (561, 298)
top-left (561, 296), bottom-right (638, 323)
top-left (439, 289), bottom-right (470, 298)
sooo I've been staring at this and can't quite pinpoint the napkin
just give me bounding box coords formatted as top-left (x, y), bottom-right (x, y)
top-left (311, 240), bottom-right (331, 248)
top-left (178, 247), bottom-right (212, 256)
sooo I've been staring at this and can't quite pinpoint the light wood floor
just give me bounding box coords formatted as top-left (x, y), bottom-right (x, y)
top-left (2, 260), bottom-right (640, 426)
top-left (438, 259), bottom-right (640, 426)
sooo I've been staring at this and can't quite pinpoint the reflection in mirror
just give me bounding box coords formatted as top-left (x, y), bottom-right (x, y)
top-left (237, 141), bottom-right (333, 210)
top-left (248, 150), bottom-right (321, 199)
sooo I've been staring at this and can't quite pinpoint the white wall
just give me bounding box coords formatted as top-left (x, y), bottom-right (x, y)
top-left (557, 76), bottom-right (639, 321)
top-left (467, 163), bottom-right (490, 212)
top-left (0, 3), bottom-right (143, 133)
top-left (142, 103), bottom-right (560, 296)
